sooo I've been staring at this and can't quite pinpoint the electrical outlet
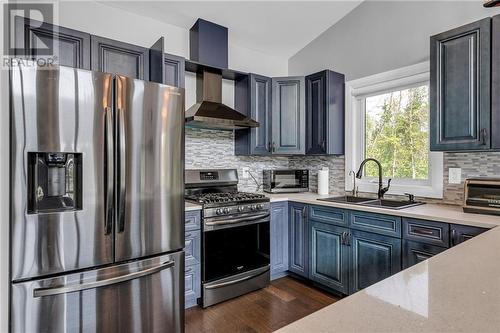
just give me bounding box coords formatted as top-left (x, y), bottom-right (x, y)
top-left (448, 168), bottom-right (462, 184)
top-left (241, 167), bottom-right (249, 179)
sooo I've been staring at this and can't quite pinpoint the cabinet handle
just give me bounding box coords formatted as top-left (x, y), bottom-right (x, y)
top-left (481, 128), bottom-right (488, 145)
top-left (321, 140), bottom-right (326, 151)
top-left (302, 206), bottom-right (307, 218)
top-left (345, 233), bottom-right (351, 246)
top-left (272, 141), bottom-right (276, 153)
top-left (451, 229), bottom-right (457, 246)
top-left (341, 231), bottom-right (347, 245)
top-left (267, 141), bottom-right (271, 152)
top-left (412, 227), bottom-right (435, 236)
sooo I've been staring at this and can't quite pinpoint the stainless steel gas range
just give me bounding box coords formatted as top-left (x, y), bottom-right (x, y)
top-left (185, 169), bottom-right (270, 308)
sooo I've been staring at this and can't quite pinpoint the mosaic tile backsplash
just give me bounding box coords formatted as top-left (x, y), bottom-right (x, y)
top-left (186, 128), bottom-right (500, 206)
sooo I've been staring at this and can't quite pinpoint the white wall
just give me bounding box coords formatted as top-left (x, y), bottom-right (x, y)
top-left (57, 1), bottom-right (288, 77)
top-left (289, 0), bottom-right (500, 80)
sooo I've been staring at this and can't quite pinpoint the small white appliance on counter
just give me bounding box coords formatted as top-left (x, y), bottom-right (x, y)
top-left (463, 178), bottom-right (500, 216)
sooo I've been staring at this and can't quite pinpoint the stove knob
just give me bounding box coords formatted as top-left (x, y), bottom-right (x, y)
top-left (250, 205), bottom-right (256, 211)
top-left (216, 208), bottom-right (223, 215)
top-left (238, 206), bottom-right (245, 212)
top-left (223, 207), bottom-right (230, 214)
top-left (257, 204), bottom-right (263, 210)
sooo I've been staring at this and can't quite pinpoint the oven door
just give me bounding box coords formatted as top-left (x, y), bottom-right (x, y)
top-left (203, 218), bottom-right (270, 283)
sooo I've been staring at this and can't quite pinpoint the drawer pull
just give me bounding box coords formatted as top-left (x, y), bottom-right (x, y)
top-left (412, 228), bottom-right (435, 236)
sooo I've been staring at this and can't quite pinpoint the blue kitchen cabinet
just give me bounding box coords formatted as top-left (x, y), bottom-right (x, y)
top-left (348, 210), bottom-right (402, 238)
top-left (288, 202), bottom-right (309, 277)
top-left (430, 18), bottom-right (492, 151)
top-left (270, 202), bottom-right (289, 279)
top-left (305, 70), bottom-right (345, 155)
top-left (349, 228), bottom-right (401, 294)
top-left (185, 210), bottom-right (201, 308)
top-left (402, 240), bottom-right (446, 269)
top-left (450, 224), bottom-right (488, 246)
top-left (309, 220), bottom-right (349, 294)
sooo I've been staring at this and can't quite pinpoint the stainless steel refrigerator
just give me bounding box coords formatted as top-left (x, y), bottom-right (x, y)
top-left (10, 64), bottom-right (185, 333)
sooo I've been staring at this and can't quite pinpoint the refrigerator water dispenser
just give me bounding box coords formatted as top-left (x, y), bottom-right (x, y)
top-left (28, 152), bottom-right (82, 213)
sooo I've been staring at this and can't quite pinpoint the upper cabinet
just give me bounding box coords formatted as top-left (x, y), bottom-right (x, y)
top-left (430, 18), bottom-right (492, 151)
top-left (272, 76), bottom-right (306, 155)
top-left (14, 17), bottom-right (90, 69)
top-left (493, 15), bottom-right (500, 149)
top-left (163, 53), bottom-right (185, 88)
top-left (305, 70), bottom-right (345, 155)
top-left (235, 74), bottom-right (273, 155)
top-left (91, 35), bottom-right (150, 80)
top-left (235, 75), bottom-right (306, 155)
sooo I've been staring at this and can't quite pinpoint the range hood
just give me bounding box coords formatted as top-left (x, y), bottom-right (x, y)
top-left (185, 70), bottom-right (259, 130)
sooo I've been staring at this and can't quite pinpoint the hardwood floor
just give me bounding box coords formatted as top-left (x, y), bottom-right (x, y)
top-left (185, 276), bottom-right (340, 333)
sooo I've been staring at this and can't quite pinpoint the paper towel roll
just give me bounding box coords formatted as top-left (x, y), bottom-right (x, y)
top-left (318, 168), bottom-right (329, 195)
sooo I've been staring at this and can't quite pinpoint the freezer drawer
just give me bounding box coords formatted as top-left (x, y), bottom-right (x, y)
top-left (11, 251), bottom-right (184, 333)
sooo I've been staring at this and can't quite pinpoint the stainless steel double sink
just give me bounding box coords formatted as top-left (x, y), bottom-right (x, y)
top-left (317, 195), bottom-right (425, 210)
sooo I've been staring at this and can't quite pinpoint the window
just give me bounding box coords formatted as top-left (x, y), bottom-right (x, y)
top-left (364, 85), bottom-right (429, 180)
top-left (345, 63), bottom-right (443, 198)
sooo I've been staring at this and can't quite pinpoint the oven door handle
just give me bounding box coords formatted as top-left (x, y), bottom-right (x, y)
top-left (204, 266), bottom-right (270, 290)
top-left (205, 213), bottom-right (270, 226)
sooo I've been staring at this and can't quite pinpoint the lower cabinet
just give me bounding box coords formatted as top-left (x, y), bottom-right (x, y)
top-left (309, 221), bottom-right (349, 294)
top-left (402, 240), bottom-right (447, 269)
top-left (185, 264), bottom-right (201, 308)
top-left (288, 202), bottom-right (309, 278)
top-left (450, 224), bottom-right (488, 246)
top-left (349, 229), bottom-right (401, 294)
top-left (270, 202), bottom-right (289, 279)
top-left (185, 210), bottom-right (201, 308)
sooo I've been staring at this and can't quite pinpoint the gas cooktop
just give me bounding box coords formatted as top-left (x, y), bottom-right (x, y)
top-left (186, 191), bottom-right (268, 205)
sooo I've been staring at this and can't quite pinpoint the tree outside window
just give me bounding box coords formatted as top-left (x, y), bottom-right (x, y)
top-left (364, 85), bottom-right (429, 180)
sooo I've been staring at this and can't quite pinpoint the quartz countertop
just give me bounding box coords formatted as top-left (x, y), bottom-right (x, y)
top-left (264, 192), bottom-right (500, 229)
top-left (276, 225), bottom-right (500, 333)
top-left (185, 201), bottom-right (202, 211)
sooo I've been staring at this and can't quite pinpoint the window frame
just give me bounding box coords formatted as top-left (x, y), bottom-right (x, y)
top-left (345, 62), bottom-right (443, 199)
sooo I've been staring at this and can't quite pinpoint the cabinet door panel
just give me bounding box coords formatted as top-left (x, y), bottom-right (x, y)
top-left (288, 203), bottom-right (308, 277)
top-left (91, 36), bottom-right (149, 80)
top-left (251, 74), bottom-right (272, 155)
top-left (164, 53), bottom-right (185, 88)
top-left (272, 77), bottom-right (305, 154)
top-left (271, 202), bottom-right (288, 278)
top-left (306, 73), bottom-right (327, 154)
top-left (310, 221), bottom-right (349, 294)
top-left (430, 18), bottom-right (491, 151)
top-left (493, 15), bottom-right (500, 149)
top-left (402, 240), bottom-right (446, 269)
top-left (15, 17), bottom-right (90, 69)
top-left (349, 229), bottom-right (401, 294)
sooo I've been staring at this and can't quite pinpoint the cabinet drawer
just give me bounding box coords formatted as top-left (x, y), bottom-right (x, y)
top-left (185, 264), bottom-right (201, 308)
top-left (348, 210), bottom-right (401, 238)
top-left (309, 205), bottom-right (347, 226)
top-left (403, 218), bottom-right (449, 248)
top-left (403, 240), bottom-right (446, 269)
top-left (185, 230), bottom-right (201, 266)
top-left (450, 224), bottom-right (488, 246)
top-left (185, 210), bottom-right (201, 231)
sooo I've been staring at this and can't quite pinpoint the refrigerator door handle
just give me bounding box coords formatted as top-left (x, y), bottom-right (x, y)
top-left (117, 107), bottom-right (126, 233)
top-left (33, 260), bottom-right (175, 298)
top-left (104, 107), bottom-right (114, 235)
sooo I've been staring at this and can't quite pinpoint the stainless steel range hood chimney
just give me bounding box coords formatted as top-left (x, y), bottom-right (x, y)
top-left (185, 70), bottom-right (259, 130)
top-left (186, 18), bottom-right (259, 130)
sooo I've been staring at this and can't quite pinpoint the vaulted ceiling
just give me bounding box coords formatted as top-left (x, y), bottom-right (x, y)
top-left (100, 1), bottom-right (363, 59)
